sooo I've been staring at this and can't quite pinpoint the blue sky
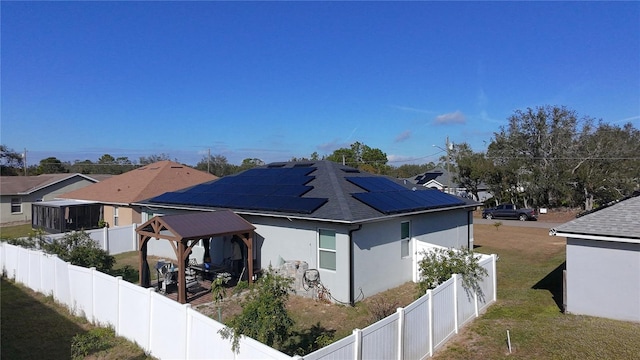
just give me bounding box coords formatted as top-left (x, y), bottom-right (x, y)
top-left (2, 1), bottom-right (639, 167)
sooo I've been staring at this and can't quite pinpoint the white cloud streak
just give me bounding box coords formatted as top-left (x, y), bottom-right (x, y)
top-left (433, 111), bottom-right (466, 125)
top-left (394, 130), bottom-right (412, 143)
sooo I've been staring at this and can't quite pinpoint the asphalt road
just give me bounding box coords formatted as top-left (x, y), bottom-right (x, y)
top-left (474, 218), bottom-right (564, 230)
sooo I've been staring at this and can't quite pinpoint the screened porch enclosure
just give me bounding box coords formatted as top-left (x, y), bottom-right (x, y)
top-left (32, 200), bottom-right (102, 233)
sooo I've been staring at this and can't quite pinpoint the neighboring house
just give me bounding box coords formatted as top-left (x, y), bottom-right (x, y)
top-left (0, 173), bottom-right (106, 225)
top-left (137, 160), bottom-right (480, 303)
top-left (409, 168), bottom-right (492, 202)
top-left (550, 194), bottom-right (640, 322)
top-left (57, 161), bottom-right (217, 228)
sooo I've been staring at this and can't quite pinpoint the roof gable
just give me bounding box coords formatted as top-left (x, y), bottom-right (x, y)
top-left (144, 160), bottom-right (477, 222)
top-left (59, 161), bottom-right (217, 204)
top-left (0, 173), bottom-right (99, 195)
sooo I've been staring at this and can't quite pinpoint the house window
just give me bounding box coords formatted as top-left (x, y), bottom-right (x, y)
top-left (11, 198), bottom-right (22, 213)
top-left (318, 229), bottom-right (336, 271)
top-left (401, 221), bottom-right (410, 258)
top-left (113, 206), bottom-right (119, 227)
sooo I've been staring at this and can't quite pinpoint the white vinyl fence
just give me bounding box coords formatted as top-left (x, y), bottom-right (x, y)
top-left (44, 224), bottom-right (138, 255)
top-left (1, 241), bottom-right (496, 360)
top-left (0, 242), bottom-right (293, 360)
top-left (43, 224), bottom-right (178, 259)
top-left (304, 254), bottom-right (497, 360)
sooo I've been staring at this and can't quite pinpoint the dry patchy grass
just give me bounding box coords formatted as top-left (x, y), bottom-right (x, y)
top-left (434, 223), bottom-right (640, 360)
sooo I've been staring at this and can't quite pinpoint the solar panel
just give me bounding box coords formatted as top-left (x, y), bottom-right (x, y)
top-left (148, 166), bottom-right (327, 214)
top-left (346, 177), bottom-right (408, 192)
top-left (352, 188), bottom-right (465, 214)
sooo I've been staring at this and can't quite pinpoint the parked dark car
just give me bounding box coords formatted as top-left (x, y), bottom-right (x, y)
top-left (482, 203), bottom-right (538, 221)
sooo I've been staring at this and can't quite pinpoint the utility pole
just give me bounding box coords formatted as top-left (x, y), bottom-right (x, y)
top-left (433, 137), bottom-right (454, 195)
top-left (23, 148), bottom-right (27, 176)
top-left (207, 148), bottom-right (211, 174)
top-left (445, 136), bottom-right (452, 195)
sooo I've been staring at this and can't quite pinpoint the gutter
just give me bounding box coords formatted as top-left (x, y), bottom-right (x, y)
top-left (133, 202), bottom-right (479, 225)
top-left (550, 229), bottom-right (640, 245)
top-left (348, 224), bottom-right (362, 306)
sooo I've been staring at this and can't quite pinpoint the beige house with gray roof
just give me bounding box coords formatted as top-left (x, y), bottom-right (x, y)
top-left (0, 173), bottom-right (105, 225)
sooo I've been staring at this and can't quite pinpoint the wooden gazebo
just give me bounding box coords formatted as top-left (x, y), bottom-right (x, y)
top-left (135, 210), bottom-right (256, 304)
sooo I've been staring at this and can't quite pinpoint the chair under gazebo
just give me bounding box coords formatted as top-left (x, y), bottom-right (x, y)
top-left (136, 210), bottom-right (256, 304)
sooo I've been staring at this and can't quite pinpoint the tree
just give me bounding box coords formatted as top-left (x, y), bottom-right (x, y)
top-left (40, 231), bottom-right (115, 273)
top-left (571, 121), bottom-right (640, 210)
top-left (452, 143), bottom-right (494, 201)
top-left (68, 159), bottom-right (95, 174)
top-left (37, 157), bottom-right (67, 174)
top-left (219, 268), bottom-right (295, 353)
top-left (487, 105), bottom-right (580, 208)
top-left (0, 145), bottom-right (24, 175)
top-left (139, 153), bottom-right (172, 165)
top-left (97, 154), bottom-right (136, 174)
top-left (238, 158), bottom-right (264, 172)
top-left (195, 154), bottom-right (238, 176)
top-left (325, 142), bottom-right (388, 173)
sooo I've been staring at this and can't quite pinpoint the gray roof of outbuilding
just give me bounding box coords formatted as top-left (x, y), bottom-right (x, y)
top-left (139, 160), bottom-right (479, 223)
top-left (553, 195), bottom-right (640, 240)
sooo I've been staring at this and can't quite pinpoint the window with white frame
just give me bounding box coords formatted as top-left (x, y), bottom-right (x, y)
top-left (401, 221), bottom-right (410, 258)
top-left (113, 206), bottom-right (119, 226)
top-left (11, 197), bottom-right (22, 213)
top-left (318, 229), bottom-right (336, 271)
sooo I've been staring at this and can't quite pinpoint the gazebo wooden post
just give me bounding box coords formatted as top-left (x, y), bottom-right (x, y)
top-left (138, 234), bottom-right (150, 287)
top-left (177, 240), bottom-right (187, 304)
top-left (241, 232), bottom-right (254, 284)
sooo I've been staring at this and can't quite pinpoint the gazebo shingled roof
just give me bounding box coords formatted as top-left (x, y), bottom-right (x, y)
top-left (136, 210), bottom-right (255, 304)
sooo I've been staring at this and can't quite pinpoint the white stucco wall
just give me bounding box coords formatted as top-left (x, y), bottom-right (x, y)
top-left (138, 207), bottom-right (473, 303)
top-left (411, 209), bottom-right (471, 249)
top-left (244, 215), bottom-right (352, 303)
top-left (353, 208), bottom-right (472, 299)
top-left (566, 237), bottom-right (640, 322)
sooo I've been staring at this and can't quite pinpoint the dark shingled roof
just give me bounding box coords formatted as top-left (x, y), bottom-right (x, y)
top-left (138, 210), bottom-right (255, 240)
top-left (140, 160), bottom-right (479, 223)
top-left (552, 194), bottom-right (640, 240)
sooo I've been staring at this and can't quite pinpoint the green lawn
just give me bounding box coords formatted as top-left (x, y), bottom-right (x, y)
top-left (1, 278), bottom-right (153, 360)
top-left (433, 224), bottom-right (640, 359)
top-left (0, 223), bottom-right (35, 238)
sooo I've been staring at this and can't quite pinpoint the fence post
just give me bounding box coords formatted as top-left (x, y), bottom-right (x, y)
top-left (115, 276), bottom-right (122, 335)
top-left (397, 307), bottom-right (405, 360)
top-left (103, 226), bottom-right (109, 252)
top-left (428, 289), bottom-right (434, 357)
top-left (453, 274), bottom-right (459, 334)
top-left (474, 291), bottom-right (479, 317)
top-left (492, 254), bottom-right (498, 302)
top-left (184, 303), bottom-right (192, 360)
top-left (353, 328), bottom-right (362, 360)
top-left (147, 287), bottom-right (155, 356)
top-left (90, 267), bottom-right (96, 323)
top-left (132, 224), bottom-right (137, 252)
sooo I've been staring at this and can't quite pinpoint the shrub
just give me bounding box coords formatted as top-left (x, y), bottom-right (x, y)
top-left (417, 247), bottom-right (488, 300)
top-left (219, 267), bottom-right (294, 353)
top-left (41, 231), bottom-right (115, 273)
top-left (70, 327), bottom-right (114, 359)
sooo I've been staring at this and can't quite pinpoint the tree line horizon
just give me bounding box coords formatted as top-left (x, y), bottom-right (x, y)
top-left (2, 105), bottom-right (638, 211)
